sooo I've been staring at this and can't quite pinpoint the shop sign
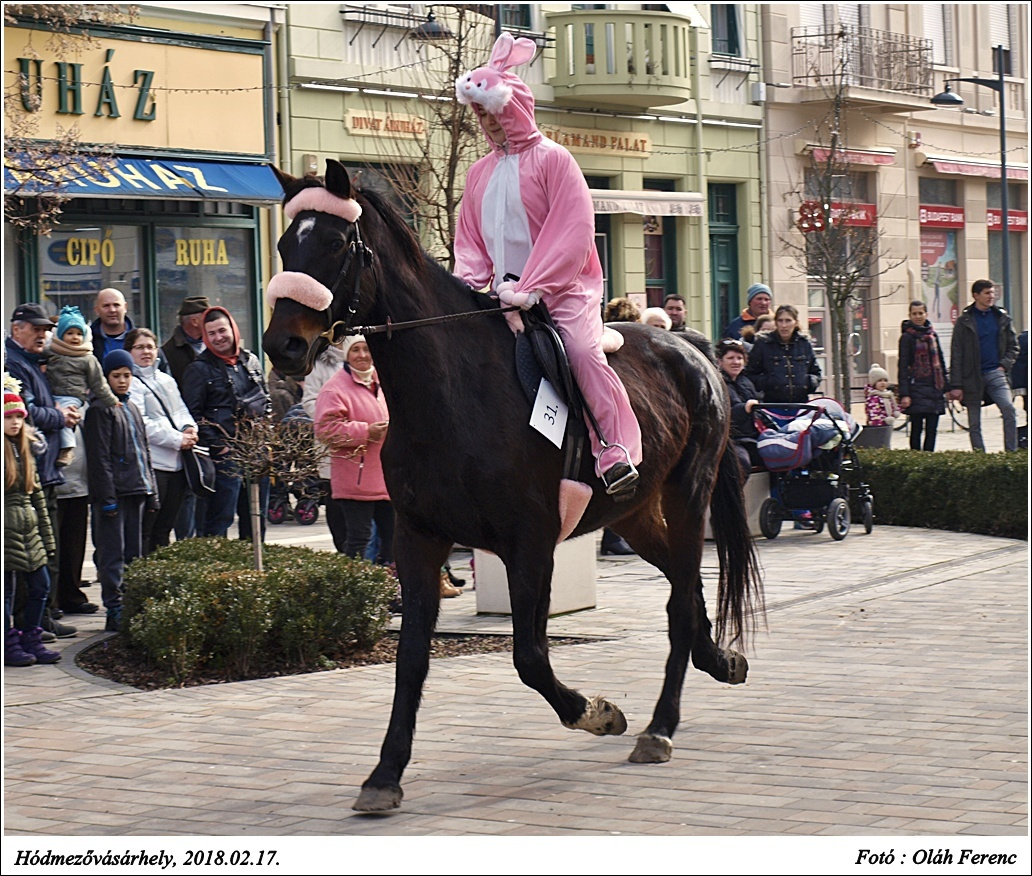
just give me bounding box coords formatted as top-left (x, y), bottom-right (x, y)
top-left (797, 201), bottom-right (876, 232)
top-left (543, 126), bottom-right (651, 158)
top-left (811, 147), bottom-right (895, 166)
top-left (5, 27), bottom-right (266, 155)
top-left (918, 204), bottom-right (965, 228)
top-left (986, 209), bottom-right (1028, 232)
top-left (175, 239), bottom-right (230, 266)
top-left (345, 110), bottom-right (426, 140)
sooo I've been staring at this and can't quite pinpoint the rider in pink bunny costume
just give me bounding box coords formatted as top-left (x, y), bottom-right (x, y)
top-left (454, 33), bottom-right (642, 495)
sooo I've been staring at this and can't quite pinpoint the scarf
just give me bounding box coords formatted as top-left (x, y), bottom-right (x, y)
top-left (351, 366), bottom-right (375, 388)
top-left (904, 322), bottom-right (945, 391)
top-left (48, 335), bottom-right (93, 358)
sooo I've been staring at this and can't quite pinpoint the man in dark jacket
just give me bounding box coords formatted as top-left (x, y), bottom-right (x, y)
top-left (6, 303), bottom-right (80, 637)
top-left (91, 288), bottom-right (169, 372)
top-left (162, 295), bottom-right (209, 386)
top-left (181, 306), bottom-right (270, 537)
top-left (948, 279), bottom-right (1019, 452)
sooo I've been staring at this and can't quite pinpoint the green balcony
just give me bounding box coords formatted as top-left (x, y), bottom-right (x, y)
top-left (546, 10), bottom-right (694, 110)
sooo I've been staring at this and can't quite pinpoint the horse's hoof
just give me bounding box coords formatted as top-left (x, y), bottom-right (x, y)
top-left (353, 784), bottom-right (403, 812)
top-left (628, 733), bottom-right (673, 763)
top-left (562, 695), bottom-right (628, 736)
top-left (726, 649), bottom-right (748, 685)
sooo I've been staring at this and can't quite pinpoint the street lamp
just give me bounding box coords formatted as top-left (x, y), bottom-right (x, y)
top-left (930, 45), bottom-right (1010, 310)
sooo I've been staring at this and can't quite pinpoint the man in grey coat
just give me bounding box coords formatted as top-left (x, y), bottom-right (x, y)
top-left (948, 279), bottom-right (1019, 452)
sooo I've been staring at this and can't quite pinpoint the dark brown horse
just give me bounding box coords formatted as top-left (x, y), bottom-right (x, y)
top-left (263, 160), bottom-right (763, 812)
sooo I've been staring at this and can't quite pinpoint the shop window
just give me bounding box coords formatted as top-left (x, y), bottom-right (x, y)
top-left (154, 226), bottom-right (255, 348)
top-left (805, 169), bottom-right (869, 202)
top-left (37, 225), bottom-right (142, 325)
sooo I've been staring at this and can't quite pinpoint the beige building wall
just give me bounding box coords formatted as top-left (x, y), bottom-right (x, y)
top-left (762, 4), bottom-right (1028, 396)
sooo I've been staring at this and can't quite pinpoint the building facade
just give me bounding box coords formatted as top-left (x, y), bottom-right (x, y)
top-left (283, 3), bottom-right (768, 337)
top-left (761, 3), bottom-right (1028, 391)
top-left (3, 3), bottom-right (286, 352)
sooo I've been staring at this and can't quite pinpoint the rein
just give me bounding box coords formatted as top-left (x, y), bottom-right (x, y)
top-left (311, 216), bottom-right (518, 345)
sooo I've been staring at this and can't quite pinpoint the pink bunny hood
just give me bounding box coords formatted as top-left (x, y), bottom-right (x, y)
top-left (455, 32), bottom-right (541, 152)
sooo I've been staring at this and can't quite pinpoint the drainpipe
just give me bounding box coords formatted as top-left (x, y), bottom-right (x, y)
top-left (758, 11), bottom-right (770, 291)
top-left (689, 22), bottom-right (708, 333)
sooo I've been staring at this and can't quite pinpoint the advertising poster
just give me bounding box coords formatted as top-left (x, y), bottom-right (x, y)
top-left (919, 228), bottom-right (957, 360)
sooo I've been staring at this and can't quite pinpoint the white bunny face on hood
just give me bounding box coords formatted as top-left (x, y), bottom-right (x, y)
top-left (456, 33), bottom-right (540, 150)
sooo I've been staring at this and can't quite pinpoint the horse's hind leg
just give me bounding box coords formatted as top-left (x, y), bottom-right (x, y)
top-left (354, 520), bottom-right (451, 812)
top-left (504, 544), bottom-right (627, 737)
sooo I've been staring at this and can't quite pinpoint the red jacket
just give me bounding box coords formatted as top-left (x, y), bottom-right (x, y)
top-left (314, 368), bottom-right (389, 501)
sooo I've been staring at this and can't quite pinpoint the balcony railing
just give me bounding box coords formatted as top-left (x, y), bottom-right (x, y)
top-left (791, 26), bottom-right (932, 96)
top-left (546, 9), bottom-right (693, 109)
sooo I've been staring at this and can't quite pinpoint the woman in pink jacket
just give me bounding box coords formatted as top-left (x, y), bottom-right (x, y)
top-left (454, 33), bottom-right (642, 496)
top-left (314, 336), bottom-right (394, 563)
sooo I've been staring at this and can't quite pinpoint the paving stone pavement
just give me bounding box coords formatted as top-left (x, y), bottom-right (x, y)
top-left (3, 509), bottom-right (1026, 838)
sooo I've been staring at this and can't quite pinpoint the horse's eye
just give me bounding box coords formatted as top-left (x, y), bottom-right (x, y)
top-left (329, 238), bottom-right (346, 253)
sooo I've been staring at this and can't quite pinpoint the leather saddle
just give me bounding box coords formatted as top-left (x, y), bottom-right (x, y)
top-left (514, 303), bottom-right (587, 481)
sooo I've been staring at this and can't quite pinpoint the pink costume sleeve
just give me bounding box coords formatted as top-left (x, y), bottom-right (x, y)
top-left (314, 374), bottom-right (371, 452)
top-left (453, 159), bottom-right (495, 290)
top-left (514, 146), bottom-right (601, 299)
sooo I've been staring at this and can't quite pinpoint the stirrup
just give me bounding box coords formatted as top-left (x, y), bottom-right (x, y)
top-left (598, 444), bottom-right (639, 496)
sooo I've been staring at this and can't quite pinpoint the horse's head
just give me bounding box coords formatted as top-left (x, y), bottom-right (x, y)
top-left (263, 159), bottom-right (379, 377)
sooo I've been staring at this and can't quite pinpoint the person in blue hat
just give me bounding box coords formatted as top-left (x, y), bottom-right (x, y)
top-left (83, 349), bottom-right (158, 632)
top-left (45, 305), bottom-right (120, 467)
top-left (722, 283), bottom-right (773, 341)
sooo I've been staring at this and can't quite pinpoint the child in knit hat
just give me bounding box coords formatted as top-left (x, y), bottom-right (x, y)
top-left (865, 364), bottom-right (900, 427)
top-left (45, 305), bottom-right (120, 466)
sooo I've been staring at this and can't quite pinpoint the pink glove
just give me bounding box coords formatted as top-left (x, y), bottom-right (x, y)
top-left (497, 281), bottom-right (541, 311)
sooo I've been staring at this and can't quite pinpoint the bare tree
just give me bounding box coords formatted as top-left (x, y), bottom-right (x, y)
top-left (354, 5), bottom-right (497, 268)
top-left (779, 29), bottom-right (906, 404)
top-left (4, 4), bottom-right (136, 234)
top-left (213, 416), bottom-right (327, 572)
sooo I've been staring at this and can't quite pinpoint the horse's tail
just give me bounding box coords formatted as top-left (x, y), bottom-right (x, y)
top-left (709, 443), bottom-right (765, 647)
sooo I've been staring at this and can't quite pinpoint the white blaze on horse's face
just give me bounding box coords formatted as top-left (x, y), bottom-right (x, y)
top-left (296, 217), bottom-right (316, 245)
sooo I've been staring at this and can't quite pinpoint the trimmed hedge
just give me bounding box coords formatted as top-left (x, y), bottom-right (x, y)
top-left (122, 538), bottom-right (396, 684)
top-left (854, 449), bottom-right (1027, 540)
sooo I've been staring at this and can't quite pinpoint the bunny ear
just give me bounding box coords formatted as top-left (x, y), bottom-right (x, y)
top-left (488, 32), bottom-right (515, 70)
top-left (504, 37), bottom-right (537, 70)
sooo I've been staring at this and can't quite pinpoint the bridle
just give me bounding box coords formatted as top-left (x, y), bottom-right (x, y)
top-left (315, 219), bottom-right (374, 347)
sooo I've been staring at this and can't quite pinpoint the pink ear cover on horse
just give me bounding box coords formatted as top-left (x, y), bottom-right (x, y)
top-left (266, 271), bottom-right (333, 312)
top-left (557, 478), bottom-right (592, 545)
top-left (283, 187), bottom-right (362, 224)
top-left (601, 326), bottom-right (625, 354)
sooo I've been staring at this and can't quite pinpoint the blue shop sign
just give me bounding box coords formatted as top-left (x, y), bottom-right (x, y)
top-left (4, 155), bottom-right (282, 203)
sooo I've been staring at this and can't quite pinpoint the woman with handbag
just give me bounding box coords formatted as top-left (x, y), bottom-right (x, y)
top-left (125, 328), bottom-right (198, 553)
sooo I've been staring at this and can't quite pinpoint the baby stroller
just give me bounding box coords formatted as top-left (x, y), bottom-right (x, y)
top-left (268, 403), bottom-right (326, 526)
top-left (753, 399), bottom-right (874, 541)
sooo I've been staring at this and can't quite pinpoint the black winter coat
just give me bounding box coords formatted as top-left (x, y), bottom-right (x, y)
top-left (4, 337), bottom-right (64, 489)
top-left (744, 330), bottom-right (821, 403)
top-left (948, 304), bottom-right (1019, 398)
top-left (83, 393), bottom-right (158, 509)
top-left (181, 349), bottom-right (270, 453)
top-left (722, 370), bottom-right (760, 439)
top-left (897, 321), bottom-right (947, 415)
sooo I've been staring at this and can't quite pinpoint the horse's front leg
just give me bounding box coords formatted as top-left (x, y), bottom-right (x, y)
top-left (353, 520), bottom-right (451, 812)
top-left (504, 544), bottom-right (627, 737)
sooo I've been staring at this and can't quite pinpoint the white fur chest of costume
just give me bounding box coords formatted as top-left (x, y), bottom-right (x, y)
top-left (481, 152), bottom-right (533, 292)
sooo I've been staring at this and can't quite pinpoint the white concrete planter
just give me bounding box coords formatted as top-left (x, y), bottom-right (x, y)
top-left (705, 470), bottom-right (770, 539)
top-left (473, 534), bottom-right (597, 616)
